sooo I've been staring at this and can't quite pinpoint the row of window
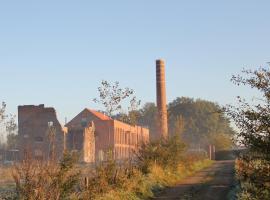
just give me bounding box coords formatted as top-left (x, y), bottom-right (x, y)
top-left (114, 128), bottom-right (136, 145)
top-left (114, 128), bottom-right (148, 145)
top-left (114, 146), bottom-right (133, 159)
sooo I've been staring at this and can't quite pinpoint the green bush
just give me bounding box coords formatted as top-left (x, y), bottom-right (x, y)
top-left (135, 135), bottom-right (186, 173)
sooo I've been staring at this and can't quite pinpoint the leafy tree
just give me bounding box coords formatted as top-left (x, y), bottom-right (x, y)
top-left (93, 80), bottom-right (135, 117)
top-left (6, 114), bottom-right (18, 149)
top-left (170, 115), bottom-right (185, 138)
top-left (0, 102), bottom-right (7, 148)
top-left (226, 67), bottom-right (270, 200)
top-left (168, 97), bottom-right (234, 150)
top-left (226, 67), bottom-right (270, 160)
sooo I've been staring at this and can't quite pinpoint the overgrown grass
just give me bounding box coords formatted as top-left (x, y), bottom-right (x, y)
top-left (4, 136), bottom-right (213, 200)
top-left (94, 158), bottom-right (212, 200)
top-left (0, 166), bottom-right (15, 200)
top-left (0, 167), bottom-right (13, 185)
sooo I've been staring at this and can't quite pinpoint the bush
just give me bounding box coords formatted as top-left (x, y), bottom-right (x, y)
top-left (12, 152), bottom-right (80, 200)
top-left (80, 152), bottom-right (134, 199)
top-left (135, 135), bottom-right (186, 173)
top-left (236, 153), bottom-right (270, 200)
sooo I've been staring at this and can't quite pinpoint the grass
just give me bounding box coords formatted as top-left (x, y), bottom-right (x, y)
top-left (0, 166), bottom-right (13, 186)
top-left (95, 159), bottom-right (213, 200)
top-left (0, 166), bottom-right (16, 200)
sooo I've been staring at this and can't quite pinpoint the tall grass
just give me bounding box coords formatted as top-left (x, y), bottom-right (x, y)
top-left (0, 167), bottom-right (13, 185)
top-left (5, 136), bottom-right (212, 200)
top-left (95, 158), bottom-right (212, 200)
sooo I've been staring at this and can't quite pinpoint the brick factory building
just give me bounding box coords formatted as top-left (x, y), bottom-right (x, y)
top-left (18, 105), bottom-right (149, 163)
top-left (18, 105), bottom-right (67, 161)
top-left (66, 109), bottom-right (149, 162)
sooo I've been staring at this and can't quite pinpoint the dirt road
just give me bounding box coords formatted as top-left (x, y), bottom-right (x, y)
top-left (153, 160), bottom-right (235, 200)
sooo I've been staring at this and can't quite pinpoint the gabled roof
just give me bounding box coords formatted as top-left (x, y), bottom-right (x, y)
top-left (86, 109), bottom-right (112, 121)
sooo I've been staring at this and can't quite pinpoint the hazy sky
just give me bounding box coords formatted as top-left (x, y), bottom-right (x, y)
top-left (0, 0), bottom-right (269, 124)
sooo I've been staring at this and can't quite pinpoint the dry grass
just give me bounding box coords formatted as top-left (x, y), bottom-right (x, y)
top-left (0, 166), bottom-right (13, 186)
top-left (95, 159), bottom-right (213, 200)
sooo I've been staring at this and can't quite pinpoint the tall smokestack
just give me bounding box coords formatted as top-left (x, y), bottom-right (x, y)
top-left (156, 59), bottom-right (168, 139)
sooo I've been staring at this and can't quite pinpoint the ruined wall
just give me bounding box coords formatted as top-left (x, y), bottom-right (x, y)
top-left (66, 124), bottom-right (95, 163)
top-left (18, 104), bottom-right (65, 160)
top-left (83, 124), bottom-right (95, 163)
top-left (66, 109), bottom-right (97, 163)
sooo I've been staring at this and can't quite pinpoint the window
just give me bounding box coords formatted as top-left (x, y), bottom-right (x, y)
top-left (34, 136), bottom-right (43, 143)
top-left (48, 121), bottom-right (54, 127)
top-left (23, 134), bottom-right (29, 139)
top-left (34, 149), bottom-right (43, 157)
top-left (81, 118), bottom-right (87, 127)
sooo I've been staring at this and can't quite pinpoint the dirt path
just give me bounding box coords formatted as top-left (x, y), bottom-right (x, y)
top-left (152, 160), bottom-right (235, 200)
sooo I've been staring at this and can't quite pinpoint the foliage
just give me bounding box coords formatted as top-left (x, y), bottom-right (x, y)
top-left (6, 115), bottom-right (18, 149)
top-left (12, 152), bottom-right (80, 200)
top-left (137, 98), bottom-right (234, 150)
top-left (93, 80), bottom-right (136, 117)
top-left (0, 102), bottom-right (6, 122)
top-left (170, 115), bottom-right (185, 138)
top-left (226, 67), bottom-right (270, 199)
top-left (137, 102), bottom-right (158, 135)
top-left (236, 154), bottom-right (270, 200)
top-left (0, 102), bottom-right (18, 149)
top-left (135, 135), bottom-right (186, 173)
top-left (80, 152), bottom-right (132, 199)
top-left (227, 68), bottom-right (270, 160)
top-left (93, 158), bottom-right (212, 200)
top-left (168, 97), bottom-right (235, 150)
top-left (0, 102), bottom-right (7, 148)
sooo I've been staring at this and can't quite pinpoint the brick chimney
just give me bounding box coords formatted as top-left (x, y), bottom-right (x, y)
top-left (156, 59), bottom-right (168, 139)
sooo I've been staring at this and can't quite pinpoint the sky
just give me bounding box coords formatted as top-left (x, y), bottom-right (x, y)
top-left (0, 0), bottom-right (269, 124)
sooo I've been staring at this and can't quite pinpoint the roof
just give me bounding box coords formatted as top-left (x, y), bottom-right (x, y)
top-left (86, 109), bottom-right (112, 121)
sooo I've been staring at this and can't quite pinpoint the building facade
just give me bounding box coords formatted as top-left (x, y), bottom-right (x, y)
top-left (66, 109), bottom-right (149, 162)
top-left (18, 105), bottom-right (149, 163)
top-left (18, 104), bottom-right (66, 161)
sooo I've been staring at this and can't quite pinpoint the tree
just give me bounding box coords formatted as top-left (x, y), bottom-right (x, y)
top-left (6, 114), bottom-right (18, 149)
top-left (226, 67), bottom-right (270, 160)
top-left (0, 102), bottom-right (18, 149)
top-left (226, 67), bottom-right (270, 200)
top-left (0, 102), bottom-right (7, 148)
top-left (168, 97), bottom-right (234, 150)
top-left (170, 115), bottom-right (185, 138)
top-left (137, 103), bottom-right (158, 139)
top-left (93, 80), bottom-right (136, 117)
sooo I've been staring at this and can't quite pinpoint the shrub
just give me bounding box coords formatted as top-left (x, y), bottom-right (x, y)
top-left (236, 153), bottom-right (270, 200)
top-left (80, 152), bottom-right (134, 199)
top-left (12, 152), bottom-right (80, 200)
top-left (135, 135), bottom-right (186, 173)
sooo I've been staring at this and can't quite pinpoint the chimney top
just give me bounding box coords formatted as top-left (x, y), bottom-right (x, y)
top-left (156, 59), bottom-right (165, 64)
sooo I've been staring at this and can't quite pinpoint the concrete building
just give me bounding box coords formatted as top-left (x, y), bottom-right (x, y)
top-left (18, 104), bottom-right (66, 160)
top-left (66, 109), bottom-right (149, 161)
top-left (156, 59), bottom-right (168, 139)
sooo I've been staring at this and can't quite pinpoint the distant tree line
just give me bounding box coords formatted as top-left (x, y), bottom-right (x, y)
top-left (111, 97), bottom-right (235, 151)
top-left (93, 80), bottom-right (235, 151)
